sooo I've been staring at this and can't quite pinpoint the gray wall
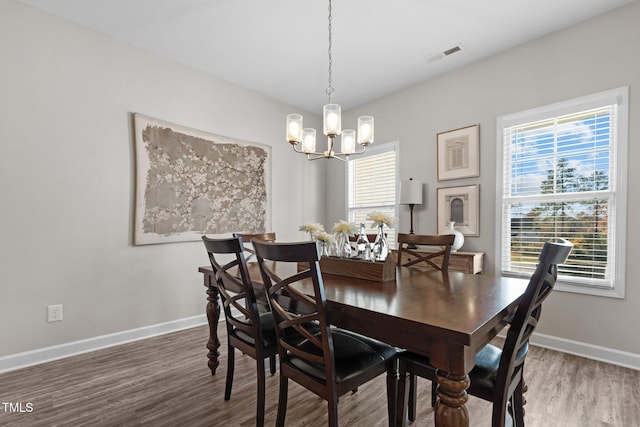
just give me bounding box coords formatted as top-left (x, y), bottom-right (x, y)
top-left (328, 2), bottom-right (640, 357)
top-left (0, 0), bottom-right (323, 357)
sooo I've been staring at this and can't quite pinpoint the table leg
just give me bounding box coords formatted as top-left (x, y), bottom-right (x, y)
top-left (434, 369), bottom-right (470, 427)
top-left (205, 279), bottom-right (221, 375)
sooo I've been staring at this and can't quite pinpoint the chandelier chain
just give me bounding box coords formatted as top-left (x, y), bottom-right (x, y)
top-left (326, 0), bottom-right (334, 103)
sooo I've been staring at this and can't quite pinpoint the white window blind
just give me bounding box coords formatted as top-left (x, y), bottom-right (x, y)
top-left (497, 87), bottom-right (628, 298)
top-left (347, 143), bottom-right (398, 247)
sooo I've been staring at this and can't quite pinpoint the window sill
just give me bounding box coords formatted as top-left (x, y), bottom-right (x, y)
top-left (554, 281), bottom-right (624, 299)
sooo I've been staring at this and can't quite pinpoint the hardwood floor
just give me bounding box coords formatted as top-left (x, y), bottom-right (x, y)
top-left (1, 323), bottom-right (638, 426)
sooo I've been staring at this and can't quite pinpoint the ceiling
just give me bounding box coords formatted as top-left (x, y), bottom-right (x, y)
top-left (18, 0), bottom-right (635, 112)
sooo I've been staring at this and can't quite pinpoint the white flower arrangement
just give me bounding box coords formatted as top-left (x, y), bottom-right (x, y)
top-left (331, 220), bottom-right (359, 235)
top-left (314, 232), bottom-right (334, 242)
top-left (298, 223), bottom-right (325, 234)
top-left (366, 211), bottom-right (396, 228)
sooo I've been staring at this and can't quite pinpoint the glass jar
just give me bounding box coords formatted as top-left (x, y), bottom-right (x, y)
top-left (372, 224), bottom-right (388, 261)
top-left (355, 223), bottom-right (370, 260)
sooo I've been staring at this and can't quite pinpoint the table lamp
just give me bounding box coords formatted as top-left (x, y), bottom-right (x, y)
top-left (400, 178), bottom-right (423, 248)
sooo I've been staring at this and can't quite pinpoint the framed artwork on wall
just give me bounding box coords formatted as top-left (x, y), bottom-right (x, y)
top-left (133, 113), bottom-right (272, 245)
top-left (437, 184), bottom-right (479, 236)
top-left (437, 124), bottom-right (480, 181)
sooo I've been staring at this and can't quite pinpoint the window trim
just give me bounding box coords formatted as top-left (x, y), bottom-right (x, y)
top-left (344, 141), bottom-right (399, 247)
top-left (495, 87), bottom-right (628, 299)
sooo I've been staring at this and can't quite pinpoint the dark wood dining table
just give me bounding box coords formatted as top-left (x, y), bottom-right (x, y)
top-left (198, 263), bottom-right (528, 427)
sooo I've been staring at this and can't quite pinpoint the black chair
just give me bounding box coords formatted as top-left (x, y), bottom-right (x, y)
top-left (396, 233), bottom-right (455, 271)
top-left (252, 239), bottom-right (401, 427)
top-left (398, 238), bottom-right (573, 427)
top-left (201, 236), bottom-right (278, 427)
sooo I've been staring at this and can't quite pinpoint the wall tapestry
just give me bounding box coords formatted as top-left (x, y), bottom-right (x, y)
top-left (133, 113), bottom-right (271, 245)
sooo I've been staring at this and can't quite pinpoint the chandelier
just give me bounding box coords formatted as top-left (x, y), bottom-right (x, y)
top-left (285, 0), bottom-right (374, 161)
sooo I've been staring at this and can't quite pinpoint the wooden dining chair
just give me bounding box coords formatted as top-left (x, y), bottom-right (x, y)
top-left (201, 236), bottom-right (279, 427)
top-left (395, 233), bottom-right (456, 417)
top-left (397, 238), bottom-right (573, 427)
top-left (252, 239), bottom-right (401, 427)
top-left (396, 233), bottom-right (456, 271)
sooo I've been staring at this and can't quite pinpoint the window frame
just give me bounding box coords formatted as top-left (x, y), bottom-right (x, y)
top-left (495, 87), bottom-right (628, 298)
top-left (345, 141), bottom-right (399, 248)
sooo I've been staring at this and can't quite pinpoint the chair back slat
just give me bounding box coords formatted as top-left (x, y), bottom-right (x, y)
top-left (397, 233), bottom-right (455, 270)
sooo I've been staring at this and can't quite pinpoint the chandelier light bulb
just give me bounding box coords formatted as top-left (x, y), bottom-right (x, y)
top-left (301, 128), bottom-right (317, 153)
top-left (341, 129), bottom-right (356, 154)
top-left (286, 114), bottom-right (303, 144)
top-left (357, 116), bottom-right (374, 145)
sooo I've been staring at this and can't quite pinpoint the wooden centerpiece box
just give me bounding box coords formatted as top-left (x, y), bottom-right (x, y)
top-left (299, 256), bottom-right (396, 282)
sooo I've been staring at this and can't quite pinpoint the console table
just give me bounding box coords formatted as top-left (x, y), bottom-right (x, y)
top-left (392, 249), bottom-right (484, 274)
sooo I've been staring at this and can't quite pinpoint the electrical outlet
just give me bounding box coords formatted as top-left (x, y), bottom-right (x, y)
top-left (47, 304), bottom-right (63, 322)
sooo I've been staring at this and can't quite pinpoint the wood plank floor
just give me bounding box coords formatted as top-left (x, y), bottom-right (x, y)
top-left (1, 323), bottom-right (638, 426)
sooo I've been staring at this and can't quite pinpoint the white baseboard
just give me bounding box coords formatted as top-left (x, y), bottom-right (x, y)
top-left (529, 332), bottom-right (640, 371)
top-left (0, 315), bottom-right (207, 374)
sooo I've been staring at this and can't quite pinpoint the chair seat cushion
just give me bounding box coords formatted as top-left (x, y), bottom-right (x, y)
top-left (469, 342), bottom-right (529, 390)
top-left (288, 329), bottom-right (399, 384)
top-left (233, 312), bottom-right (277, 348)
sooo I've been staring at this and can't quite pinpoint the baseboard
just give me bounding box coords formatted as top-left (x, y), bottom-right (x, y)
top-left (529, 332), bottom-right (640, 371)
top-left (0, 315), bottom-right (207, 374)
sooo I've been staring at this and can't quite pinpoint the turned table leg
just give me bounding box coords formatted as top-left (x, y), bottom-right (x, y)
top-left (434, 369), bottom-right (470, 427)
top-left (204, 276), bottom-right (221, 375)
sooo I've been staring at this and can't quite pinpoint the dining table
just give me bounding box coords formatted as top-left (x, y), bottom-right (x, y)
top-left (198, 262), bottom-right (529, 427)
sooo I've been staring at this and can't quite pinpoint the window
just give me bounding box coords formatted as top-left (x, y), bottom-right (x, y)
top-left (496, 87), bottom-right (628, 298)
top-left (347, 142), bottom-right (398, 248)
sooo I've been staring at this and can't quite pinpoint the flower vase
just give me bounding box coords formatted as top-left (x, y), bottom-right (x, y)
top-left (447, 221), bottom-right (464, 252)
top-left (339, 232), bottom-right (352, 258)
top-left (372, 224), bottom-right (389, 261)
top-left (319, 240), bottom-right (329, 257)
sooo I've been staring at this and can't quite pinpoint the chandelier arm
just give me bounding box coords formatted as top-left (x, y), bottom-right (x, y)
top-left (291, 145), bottom-right (323, 156)
top-left (335, 145), bottom-right (367, 157)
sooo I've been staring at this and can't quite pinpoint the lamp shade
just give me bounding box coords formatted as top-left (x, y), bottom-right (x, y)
top-left (399, 179), bottom-right (423, 205)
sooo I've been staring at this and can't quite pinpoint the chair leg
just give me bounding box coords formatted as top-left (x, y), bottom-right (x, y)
top-left (511, 379), bottom-right (525, 427)
top-left (387, 359), bottom-right (399, 427)
top-left (408, 373), bottom-right (417, 421)
top-left (224, 344), bottom-right (234, 401)
top-left (256, 355), bottom-right (266, 427)
top-left (491, 395), bottom-right (508, 427)
top-left (328, 395), bottom-right (339, 427)
top-left (275, 374), bottom-right (288, 427)
top-left (431, 379), bottom-right (437, 408)
top-left (396, 359), bottom-right (409, 427)
top-left (269, 355), bottom-right (276, 375)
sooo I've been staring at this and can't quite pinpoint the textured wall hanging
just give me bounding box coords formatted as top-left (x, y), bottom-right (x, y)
top-left (133, 113), bottom-right (271, 245)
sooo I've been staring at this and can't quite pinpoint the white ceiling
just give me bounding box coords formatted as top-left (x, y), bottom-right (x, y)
top-left (18, 0), bottom-right (635, 112)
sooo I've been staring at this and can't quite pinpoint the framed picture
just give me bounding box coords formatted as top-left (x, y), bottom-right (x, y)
top-left (134, 113), bottom-right (272, 245)
top-left (437, 124), bottom-right (479, 181)
top-left (437, 184), bottom-right (479, 236)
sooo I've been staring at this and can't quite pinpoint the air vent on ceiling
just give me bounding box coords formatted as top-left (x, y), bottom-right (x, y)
top-left (425, 44), bottom-right (462, 63)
